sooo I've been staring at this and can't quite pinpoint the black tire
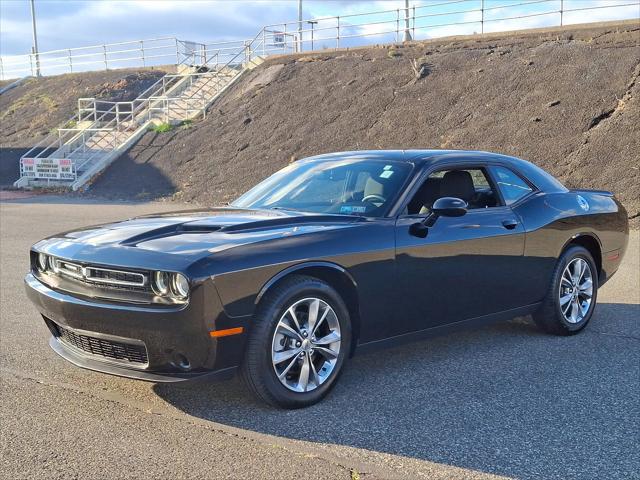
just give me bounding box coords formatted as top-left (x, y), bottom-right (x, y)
top-left (533, 245), bottom-right (598, 336)
top-left (241, 275), bottom-right (352, 408)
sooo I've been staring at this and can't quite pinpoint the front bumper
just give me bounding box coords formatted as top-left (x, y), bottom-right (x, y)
top-left (25, 273), bottom-right (247, 382)
top-left (47, 334), bottom-right (237, 382)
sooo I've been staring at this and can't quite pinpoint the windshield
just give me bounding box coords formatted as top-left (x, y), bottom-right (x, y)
top-left (232, 158), bottom-right (413, 217)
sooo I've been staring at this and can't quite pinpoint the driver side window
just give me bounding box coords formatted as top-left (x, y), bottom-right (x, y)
top-left (407, 167), bottom-right (500, 215)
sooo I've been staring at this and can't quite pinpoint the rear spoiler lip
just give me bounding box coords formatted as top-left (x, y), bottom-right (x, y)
top-left (569, 188), bottom-right (615, 197)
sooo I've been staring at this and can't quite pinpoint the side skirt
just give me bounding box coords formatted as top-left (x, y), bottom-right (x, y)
top-left (354, 303), bottom-right (541, 356)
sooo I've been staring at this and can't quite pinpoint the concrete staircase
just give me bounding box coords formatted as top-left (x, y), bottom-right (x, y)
top-left (15, 59), bottom-right (263, 190)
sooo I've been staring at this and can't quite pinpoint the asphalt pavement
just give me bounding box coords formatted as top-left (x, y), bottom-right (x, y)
top-left (1, 197), bottom-right (638, 480)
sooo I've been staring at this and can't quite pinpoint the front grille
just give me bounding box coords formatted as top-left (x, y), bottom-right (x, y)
top-left (52, 323), bottom-right (148, 365)
top-left (50, 258), bottom-right (149, 291)
top-left (84, 267), bottom-right (146, 287)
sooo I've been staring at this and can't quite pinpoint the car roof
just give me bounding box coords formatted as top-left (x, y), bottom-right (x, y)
top-left (306, 149), bottom-right (521, 165)
top-left (303, 149), bottom-right (567, 193)
top-left (304, 149), bottom-right (442, 163)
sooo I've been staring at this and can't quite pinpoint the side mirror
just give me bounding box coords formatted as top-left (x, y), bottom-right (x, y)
top-left (408, 197), bottom-right (467, 238)
top-left (431, 197), bottom-right (468, 217)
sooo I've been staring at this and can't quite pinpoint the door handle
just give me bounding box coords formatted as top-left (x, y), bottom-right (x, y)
top-left (502, 219), bottom-right (519, 230)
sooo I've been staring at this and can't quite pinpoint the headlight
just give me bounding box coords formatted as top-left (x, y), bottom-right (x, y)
top-left (171, 273), bottom-right (189, 299)
top-left (151, 271), bottom-right (189, 301)
top-left (152, 271), bottom-right (169, 295)
top-left (36, 252), bottom-right (49, 272)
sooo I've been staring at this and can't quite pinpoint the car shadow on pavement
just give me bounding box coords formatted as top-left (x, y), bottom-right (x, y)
top-left (154, 304), bottom-right (639, 479)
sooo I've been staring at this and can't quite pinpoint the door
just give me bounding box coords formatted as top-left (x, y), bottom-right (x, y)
top-left (393, 165), bottom-right (528, 335)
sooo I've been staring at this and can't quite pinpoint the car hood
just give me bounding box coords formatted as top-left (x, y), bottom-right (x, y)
top-left (37, 207), bottom-right (362, 265)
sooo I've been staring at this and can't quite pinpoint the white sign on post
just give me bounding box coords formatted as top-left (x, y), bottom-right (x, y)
top-left (21, 158), bottom-right (76, 180)
top-left (273, 32), bottom-right (285, 46)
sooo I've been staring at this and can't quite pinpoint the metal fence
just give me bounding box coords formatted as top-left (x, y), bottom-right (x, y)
top-left (255, 0), bottom-right (640, 54)
top-left (2, 0), bottom-right (639, 80)
top-left (0, 36), bottom-right (274, 80)
top-left (0, 37), bottom-right (181, 79)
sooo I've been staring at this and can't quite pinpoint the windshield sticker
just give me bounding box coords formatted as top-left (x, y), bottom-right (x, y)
top-left (383, 165), bottom-right (393, 170)
top-left (379, 170), bottom-right (394, 179)
top-left (340, 205), bottom-right (367, 214)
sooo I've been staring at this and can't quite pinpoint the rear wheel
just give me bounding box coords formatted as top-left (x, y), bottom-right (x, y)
top-left (533, 245), bottom-right (598, 335)
top-left (241, 275), bottom-right (351, 408)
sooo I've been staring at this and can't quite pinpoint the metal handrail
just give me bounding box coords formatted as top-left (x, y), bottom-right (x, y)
top-left (16, 53), bottom-right (212, 182)
top-left (56, 60), bottom-right (208, 163)
top-left (142, 36), bottom-right (252, 124)
top-left (26, 36), bottom-right (177, 55)
top-left (14, 49), bottom-right (196, 165)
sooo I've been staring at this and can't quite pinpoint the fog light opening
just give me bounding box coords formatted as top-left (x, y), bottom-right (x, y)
top-left (173, 353), bottom-right (191, 371)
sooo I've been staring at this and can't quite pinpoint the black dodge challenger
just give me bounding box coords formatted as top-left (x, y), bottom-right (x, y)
top-left (26, 150), bottom-right (629, 408)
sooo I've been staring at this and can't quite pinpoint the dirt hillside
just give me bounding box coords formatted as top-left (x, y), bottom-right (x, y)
top-left (0, 67), bottom-right (172, 186)
top-left (89, 22), bottom-right (639, 219)
top-left (5, 23), bottom-right (638, 220)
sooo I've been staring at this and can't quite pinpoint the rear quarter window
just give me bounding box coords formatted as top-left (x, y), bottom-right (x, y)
top-left (493, 166), bottom-right (533, 205)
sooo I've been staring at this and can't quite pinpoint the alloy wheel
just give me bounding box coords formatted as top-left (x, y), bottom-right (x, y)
top-left (559, 257), bottom-right (593, 324)
top-left (271, 297), bottom-right (341, 393)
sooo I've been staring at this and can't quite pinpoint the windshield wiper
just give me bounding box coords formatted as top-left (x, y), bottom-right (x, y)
top-left (270, 206), bottom-right (303, 212)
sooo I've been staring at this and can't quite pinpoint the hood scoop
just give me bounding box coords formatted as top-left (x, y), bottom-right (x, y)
top-left (85, 210), bottom-right (360, 249)
top-left (219, 214), bottom-right (361, 233)
top-left (178, 222), bottom-right (224, 233)
top-left (120, 221), bottom-right (224, 246)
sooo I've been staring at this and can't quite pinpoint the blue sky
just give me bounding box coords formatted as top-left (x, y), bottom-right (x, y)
top-left (1, 0), bottom-right (639, 55)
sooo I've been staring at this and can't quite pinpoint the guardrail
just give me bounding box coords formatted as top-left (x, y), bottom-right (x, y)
top-left (253, 0), bottom-right (640, 54)
top-left (3, 0), bottom-right (638, 81)
top-left (1, 37), bottom-right (181, 79)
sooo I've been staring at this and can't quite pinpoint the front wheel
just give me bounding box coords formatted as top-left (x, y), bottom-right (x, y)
top-left (533, 245), bottom-right (598, 335)
top-left (241, 275), bottom-right (351, 408)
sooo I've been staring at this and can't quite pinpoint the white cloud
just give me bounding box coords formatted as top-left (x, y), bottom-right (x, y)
top-left (0, 1), bottom-right (299, 55)
top-left (562, 2), bottom-right (640, 25)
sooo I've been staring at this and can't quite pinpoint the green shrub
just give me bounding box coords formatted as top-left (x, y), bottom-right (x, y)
top-left (151, 122), bottom-right (173, 133)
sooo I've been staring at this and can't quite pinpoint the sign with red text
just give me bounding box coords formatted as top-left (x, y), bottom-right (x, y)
top-left (21, 158), bottom-right (75, 180)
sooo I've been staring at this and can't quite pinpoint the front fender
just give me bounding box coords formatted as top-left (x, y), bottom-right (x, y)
top-left (254, 261), bottom-right (357, 305)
